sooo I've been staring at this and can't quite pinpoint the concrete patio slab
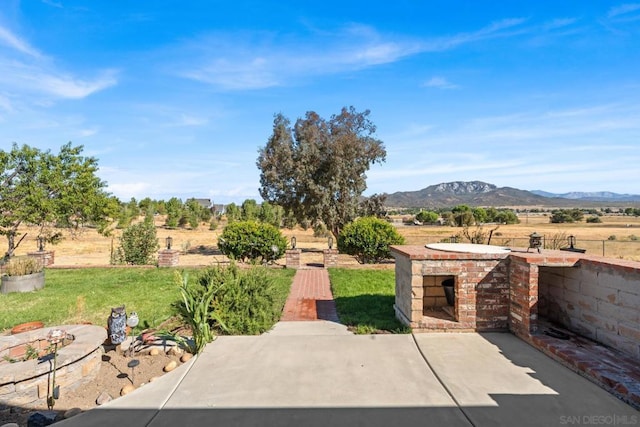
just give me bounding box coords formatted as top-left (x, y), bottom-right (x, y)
top-left (57, 330), bottom-right (638, 427)
top-left (413, 332), bottom-right (639, 426)
top-left (265, 320), bottom-right (352, 336)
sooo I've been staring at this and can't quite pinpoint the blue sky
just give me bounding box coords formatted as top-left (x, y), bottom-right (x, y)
top-left (1, 1), bottom-right (639, 204)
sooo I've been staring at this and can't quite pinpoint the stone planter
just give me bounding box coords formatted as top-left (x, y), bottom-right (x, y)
top-left (1, 271), bottom-right (45, 294)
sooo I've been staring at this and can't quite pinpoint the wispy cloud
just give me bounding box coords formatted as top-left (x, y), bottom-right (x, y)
top-left (171, 19), bottom-right (528, 91)
top-left (0, 25), bottom-right (42, 58)
top-left (41, 0), bottom-right (63, 9)
top-left (0, 24), bottom-right (117, 101)
top-left (422, 76), bottom-right (460, 90)
top-left (608, 3), bottom-right (640, 18)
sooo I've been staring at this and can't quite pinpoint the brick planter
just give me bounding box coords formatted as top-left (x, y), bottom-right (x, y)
top-left (158, 249), bottom-right (179, 267)
top-left (286, 249), bottom-right (301, 269)
top-left (28, 250), bottom-right (55, 267)
top-left (323, 249), bottom-right (338, 268)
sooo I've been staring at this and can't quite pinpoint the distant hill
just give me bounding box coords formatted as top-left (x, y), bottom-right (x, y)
top-left (384, 181), bottom-right (640, 208)
top-left (531, 190), bottom-right (640, 202)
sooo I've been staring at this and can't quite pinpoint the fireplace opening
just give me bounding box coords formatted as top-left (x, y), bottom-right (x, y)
top-left (423, 275), bottom-right (456, 321)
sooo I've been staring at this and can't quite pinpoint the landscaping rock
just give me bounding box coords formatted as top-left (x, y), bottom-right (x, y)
top-left (63, 408), bottom-right (82, 419)
top-left (180, 353), bottom-right (193, 363)
top-left (163, 360), bottom-right (177, 372)
top-left (120, 384), bottom-right (135, 396)
top-left (96, 391), bottom-right (113, 405)
top-left (27, 411), bottom-right (58, 427)
top-left (149, 348), bottom-right (160, 356)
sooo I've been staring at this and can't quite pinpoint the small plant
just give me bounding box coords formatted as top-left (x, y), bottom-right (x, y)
top-left (545, 232), bottom-right (568, 250)
top-left (181, 240), bottom-right (192, 254)
top-left (629, 235), bottom-right (638, 241)
top-left (2, 256), bottom-right (43, 276)
top-left (608, 235), bottom-right (617, 241)
top-left (174, 271), bottom-right (221, 354)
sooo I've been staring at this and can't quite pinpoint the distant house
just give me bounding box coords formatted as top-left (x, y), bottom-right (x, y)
top-left (189, 198), bottom-right (212, 210)
top-left (212, 204), bottom-right (225, 215)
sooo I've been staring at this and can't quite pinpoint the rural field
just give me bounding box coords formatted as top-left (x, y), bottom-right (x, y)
top-left (7, 213), bottom-right (640, 266)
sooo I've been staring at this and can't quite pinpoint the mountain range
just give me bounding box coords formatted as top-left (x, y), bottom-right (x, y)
top-left (384, 181), bottom-right (640, 208)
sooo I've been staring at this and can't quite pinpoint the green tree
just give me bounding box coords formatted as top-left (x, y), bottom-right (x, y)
top-left (257, 107), bottom-right (386, 239)
top-left (472, 207), bottom-right (488, 224)
top-left (241, 199), bottom-right (259, 221)
top-left (415, 210), bottom-right (439, 224)
top-left (225, 203), bottom-right (241, 223)
top-left (258, 201), bottom-right (283, 227)
top-left (165, 197), bottom-right (183, 228)
top-left (0, 143), bottom-right (116, 258)
top-left (359, 193), bottom-right (388, 218)
top-left (550, 209), bottom-right (583, 224)
top-left (114, 221), bottom-right (159, 265)
top-left (338, 216), bottom-right (405, 264)
top-left (451, 205), bottom-right (474, 227)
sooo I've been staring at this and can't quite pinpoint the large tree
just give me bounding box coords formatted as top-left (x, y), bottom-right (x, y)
top-left (257, 107), bottom-right (386, 238)
top-left (0, 142), bottom-right (117, 258)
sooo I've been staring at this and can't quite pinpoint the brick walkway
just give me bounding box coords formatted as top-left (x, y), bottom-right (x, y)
top-left (280, 268), bottom-right (340, 322)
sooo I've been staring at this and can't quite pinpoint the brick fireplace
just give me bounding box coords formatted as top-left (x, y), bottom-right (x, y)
top-left (391, 245), bottom-right (510, 332)
top-left (391, 245), bottom-right (640, 359)
top-left (391, 244), bottom-right (640, 407)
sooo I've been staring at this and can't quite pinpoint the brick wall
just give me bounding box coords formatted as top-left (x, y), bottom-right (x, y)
top-left (391, 245), bottom-right (510, 331)
top-left (538, 258), bottom-right (640, 361)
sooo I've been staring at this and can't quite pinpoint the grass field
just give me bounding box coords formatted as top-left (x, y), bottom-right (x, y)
top-left (0, 266), bottom-right (294, 334)
top-left (329, 268), bottom-right (409, 334)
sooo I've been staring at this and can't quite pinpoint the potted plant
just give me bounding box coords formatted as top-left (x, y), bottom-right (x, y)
top-left (1, 256), bottom-right (45, 294)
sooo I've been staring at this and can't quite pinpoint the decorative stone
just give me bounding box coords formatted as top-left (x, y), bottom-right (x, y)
top-left (149, 376), bottom-right (160, 382)
top-left (63, 408), bottom-right (82, 419)
top-left (2, 423), bottom-right (20, 427)
top-left (163, 360), bottom-right (177, 372)
top-left (120, 384), bottom-right (135, 396)
top-left (27, 410), bottom-right (58, 427)
top-left (96, 391), bottom-right (113, 405)
top-left (168, 346), bottom-right (183, 356)
top-left (149, 348), bottom-right (160, 356)
top-left (180, 353), bottom-right (193, 363)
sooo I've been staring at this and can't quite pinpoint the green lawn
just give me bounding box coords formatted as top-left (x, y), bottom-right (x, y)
top-left (0, 267), bottom-right (294, 334)
top-left (328, 268), bottom-right (410, 334)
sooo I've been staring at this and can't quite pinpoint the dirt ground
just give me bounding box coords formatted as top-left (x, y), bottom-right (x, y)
top-left (9, 213), bottom-right (640, 266)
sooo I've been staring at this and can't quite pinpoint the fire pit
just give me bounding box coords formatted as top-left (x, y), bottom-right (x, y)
top-left (0, 324), bottom-right (106, 406)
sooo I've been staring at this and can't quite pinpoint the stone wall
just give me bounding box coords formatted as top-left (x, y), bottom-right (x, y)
top-left (538, 258), bottom-right (640, 361)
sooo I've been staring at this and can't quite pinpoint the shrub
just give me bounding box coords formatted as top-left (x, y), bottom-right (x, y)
top-left (197, 264), bottom-right (281, 335)
top-left (114, 222), bottom-right (159, 265)
top-left (218, 221), bottom-right (287, 263)
top-left (338, 216), bottom-right (405, 264)
top-left (586, 216), bottom-right (602, 223)
top-left (2, 256), bottom-right (43, 276)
